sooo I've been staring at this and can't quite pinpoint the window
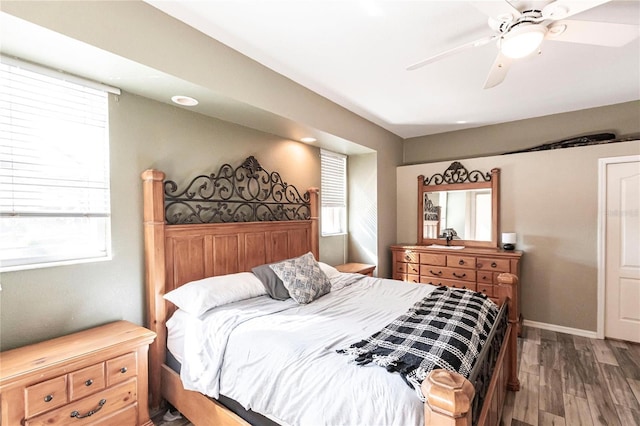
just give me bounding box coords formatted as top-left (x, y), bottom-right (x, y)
top-left (320, 149), bottom-right (347, 236)
top-left (0, 57), bottom-right (117, 271)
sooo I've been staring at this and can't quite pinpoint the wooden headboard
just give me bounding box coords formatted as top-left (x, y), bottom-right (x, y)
top-left (141, 156), bottom-right (319, 407)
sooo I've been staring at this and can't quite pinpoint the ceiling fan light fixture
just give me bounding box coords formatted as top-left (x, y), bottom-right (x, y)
top-left (500, 24), bottom-right (547, 59)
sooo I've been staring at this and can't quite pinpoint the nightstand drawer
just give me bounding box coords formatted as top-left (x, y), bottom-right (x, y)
top-left (69, 362), bottom-right (106, 401)
top-left (107, 352), bottom-right (137, 387)
top-left (25, 375), bottom-right (68, 418)
top-left (26, 378), bottom-right (137, 426)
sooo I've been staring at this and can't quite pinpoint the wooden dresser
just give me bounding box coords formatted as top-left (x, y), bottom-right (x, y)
top-left (391, 245), bottom-right (523, 329)
top-left (0, 321), bottom-right (156, 426)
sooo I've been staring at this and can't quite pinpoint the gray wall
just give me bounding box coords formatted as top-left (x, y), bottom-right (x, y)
top-left (0, 92), bottom-right (321, 350)
top-left (398, 138), bottom-right (640, 332)
top-left (404, 101), bottom-right (640, 164)
top-left (1, 0), bottom-right (404, 279)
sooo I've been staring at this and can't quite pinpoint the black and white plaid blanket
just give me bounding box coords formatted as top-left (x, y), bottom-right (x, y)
top-left (338, 286), bottom-right (499, 400)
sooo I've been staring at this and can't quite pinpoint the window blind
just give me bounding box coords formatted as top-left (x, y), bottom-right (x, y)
top-left (0, 58), bottom-right (112, 270)
top-left (320, 149), bottom-right (347, 235)
top-left (321, 149), bottom-right (346, 207)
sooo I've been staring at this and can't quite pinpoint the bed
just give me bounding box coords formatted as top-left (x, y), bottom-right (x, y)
top-left (142, 156), bottom-right (520, 426)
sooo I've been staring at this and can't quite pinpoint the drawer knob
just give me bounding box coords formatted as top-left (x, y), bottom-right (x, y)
top-left (458, 260), bottom-right (465, 265)
top-left (44, 394), bottom-right (54, 403)
top-left (429, 270), bottom-right (442, 276)
top-left (85, 379), bottom-right (93, 387)
top-left (491, 262), bottom-right (497, 268)
top-left (70, 398), bottom-right (106, 419)
top-left (453, 272), bottom-right (466, 278)
top-left (404, 255), bottom-right (411, 261)
top-left (120, 367), bottom-right (128, 374)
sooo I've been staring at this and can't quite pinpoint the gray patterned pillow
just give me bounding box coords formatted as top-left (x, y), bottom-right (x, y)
top-left (269, 252), bottom-right (331, 304)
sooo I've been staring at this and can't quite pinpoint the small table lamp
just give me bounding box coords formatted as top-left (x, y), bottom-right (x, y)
top-left (502, 233), bottom-right (517, 250)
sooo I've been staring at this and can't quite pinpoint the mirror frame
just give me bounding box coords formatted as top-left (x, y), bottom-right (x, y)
top-left (417, 162), bottom-right (500, 248)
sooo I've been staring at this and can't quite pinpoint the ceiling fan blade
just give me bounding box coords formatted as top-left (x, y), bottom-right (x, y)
top-left (548, 20), bottom-right (640, 46)
top-left (542, 0), bottom-right (610, 20)
top-left (407, 35), bottom-right (497, 71)
top-left (483, 52), bottom-right (512, 89)
top-left (470, 1), bottom-right (521, 20)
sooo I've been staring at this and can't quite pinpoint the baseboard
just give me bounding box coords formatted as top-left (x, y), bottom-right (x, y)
top-left (522, 319), bottom-right (598, 339)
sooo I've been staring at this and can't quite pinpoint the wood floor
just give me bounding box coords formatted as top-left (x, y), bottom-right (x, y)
top-left (152, 325), bottom-right (640, 426)
top-left (502, 326), bottom-right (640, 426)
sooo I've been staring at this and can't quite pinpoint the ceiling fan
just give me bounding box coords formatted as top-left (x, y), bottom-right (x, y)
top-left (407, 0), bottom-right (639, 89)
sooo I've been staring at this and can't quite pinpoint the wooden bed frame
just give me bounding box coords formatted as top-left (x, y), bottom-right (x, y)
top-left (142, 158), bottom-right (520, 426)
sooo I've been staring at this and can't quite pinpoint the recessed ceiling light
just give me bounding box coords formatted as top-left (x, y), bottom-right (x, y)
top-left (300, 137), bottom-right (317, 143)
top-left (456, 120), bottom-right (468, 124)
top-left (171, 95), bottom-right (199, 106)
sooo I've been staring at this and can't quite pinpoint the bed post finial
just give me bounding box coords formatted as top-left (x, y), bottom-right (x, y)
top-left (308, 187), bottom-right (320, 260)
top-left (142, 169), bottom-right (166, 409)
top-left (497, 272), bottom-right (520, 392)
top-left (422, 369), bottom-right (475, 426)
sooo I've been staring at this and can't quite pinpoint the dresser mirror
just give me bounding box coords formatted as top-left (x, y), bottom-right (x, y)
top-left (418, 162), bottom-right (500, 248)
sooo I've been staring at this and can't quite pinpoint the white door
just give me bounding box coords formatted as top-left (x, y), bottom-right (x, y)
top-left (602, 156), bottom-right (640, 342)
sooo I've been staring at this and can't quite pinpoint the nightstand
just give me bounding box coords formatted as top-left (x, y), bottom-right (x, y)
top-left (0, 321), bottom-right (156, 426)
top-left (336, 262), bottom-right (376, 276)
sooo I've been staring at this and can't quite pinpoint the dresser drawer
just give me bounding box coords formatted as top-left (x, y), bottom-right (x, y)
top-left (395, 250), bottom-right (419, 263)
top-left (406, 263), bottom-right (420, 275)
top-left (477, 271), bottom-right (494, 284)
top-left (26, 378), bottom-right (137, 426)
top-left (421, 265), bottom-right (476, 282)
top-left (25, 375), bottom-right (69, 418)
top-left (395, 273), bottom-right (420, 283)
top-left (476, 257), bottom-right (511, 272)
top-left (420, 253), bottom-right (446, 266)
top-left (69, 362), bottom-right (106, 401)
top-left (91, 404), bottom-right (138, 426)
top-left (107, 352), bottom-right (137, 387)
top-left (420, 277), bottom-right (477, 291)
top-left (477, 284), bottom-right (494, 297)
top-left (446, 255), bottom-right (476, 269)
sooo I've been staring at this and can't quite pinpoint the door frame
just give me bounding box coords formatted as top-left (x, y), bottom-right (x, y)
top-left (597, 154), bottom-right (640, 339)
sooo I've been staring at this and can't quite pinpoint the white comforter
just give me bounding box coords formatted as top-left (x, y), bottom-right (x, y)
top-left (167, 274), bottom-right (437, 426)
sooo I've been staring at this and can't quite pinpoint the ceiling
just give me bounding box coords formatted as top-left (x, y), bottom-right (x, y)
top-left (145, 0), bottom-right (640, 139)
top-left (1, 1), bottom-right (638, 146)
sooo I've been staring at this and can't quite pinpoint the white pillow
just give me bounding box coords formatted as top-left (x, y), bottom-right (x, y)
top-left (318, 261), bottom-right (341, 280)
top-left (163, 272), bottom-right (267, 316)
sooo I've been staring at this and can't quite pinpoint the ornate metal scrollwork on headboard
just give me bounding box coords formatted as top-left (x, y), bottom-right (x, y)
top-left (422, 161), bottom-right (492, 186)
top-left (164, 156), bottom-right (311, 224)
